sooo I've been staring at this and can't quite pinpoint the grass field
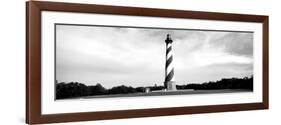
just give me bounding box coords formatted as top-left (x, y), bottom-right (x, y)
top-left (62, 89), bottom-right (252, 100)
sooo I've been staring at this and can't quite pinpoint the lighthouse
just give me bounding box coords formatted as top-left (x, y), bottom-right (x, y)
top-left (164, 34), bottom-right (177, 91)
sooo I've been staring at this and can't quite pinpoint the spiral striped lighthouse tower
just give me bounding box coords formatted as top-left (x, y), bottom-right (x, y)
top-left (164, 34), bottom-right (177, 91)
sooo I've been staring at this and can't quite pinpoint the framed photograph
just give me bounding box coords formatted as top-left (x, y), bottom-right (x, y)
top-left (26, 1), bottom-right (269, 124)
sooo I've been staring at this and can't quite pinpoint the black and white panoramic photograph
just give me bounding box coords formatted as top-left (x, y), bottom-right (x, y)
top-left (55, 24), bottom-right (254, 100)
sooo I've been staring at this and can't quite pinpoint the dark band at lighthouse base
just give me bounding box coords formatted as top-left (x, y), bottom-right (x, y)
top-left (55, 24), bottom-right (254, 100)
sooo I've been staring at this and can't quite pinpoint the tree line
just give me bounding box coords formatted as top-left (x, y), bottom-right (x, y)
top-left (56, 83), bottom-right (144, 99)
top-left (176, 76), bottom-right (253, 90)
top-left (56, 76), bottom-right (253, 99)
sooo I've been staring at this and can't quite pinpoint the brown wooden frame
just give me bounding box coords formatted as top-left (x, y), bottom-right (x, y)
top-left (26, 1), bottom-right (269, 124)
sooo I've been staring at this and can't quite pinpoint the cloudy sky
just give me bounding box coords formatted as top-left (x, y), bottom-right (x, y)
top-left (56, 24), bottom-right (253, 88)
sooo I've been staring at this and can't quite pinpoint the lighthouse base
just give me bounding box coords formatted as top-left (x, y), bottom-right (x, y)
top-left (164, 81), bottom-right (177, 91)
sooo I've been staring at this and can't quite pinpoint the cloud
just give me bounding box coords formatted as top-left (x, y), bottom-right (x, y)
top-left (209, 32), bottom-right (253, 57)
top-left (176, 62), bottom-right (253, 83)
